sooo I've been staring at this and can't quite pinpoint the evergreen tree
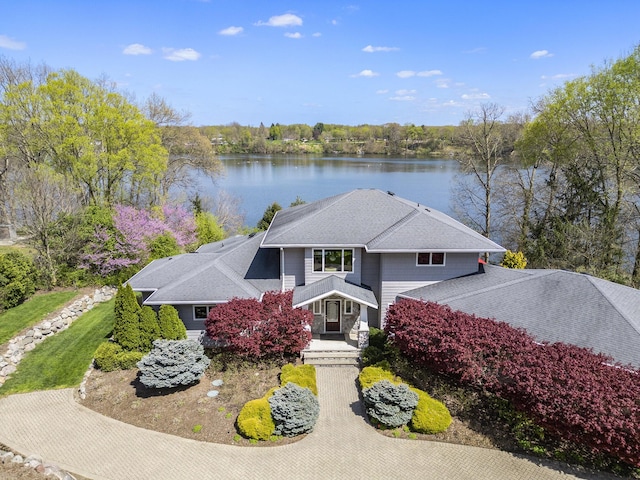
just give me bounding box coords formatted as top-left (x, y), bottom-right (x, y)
top-left (257, 202), bottom-right (282, 230)
top-left (113, 284), bottom-right (141, 351)
top-left (158, 304), bottom-right (187, 340)
top-left (139, 305), bottom-right (161, 352)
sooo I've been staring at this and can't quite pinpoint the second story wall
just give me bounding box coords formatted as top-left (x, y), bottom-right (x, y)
top-left (304, 247), bottom-right (362, 285)
top-left (283, 248), bottom-right (305, 290)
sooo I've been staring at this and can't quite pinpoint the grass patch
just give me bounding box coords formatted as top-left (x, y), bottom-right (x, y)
top-left (0, 290), bottom-right (79, 345)
top-left (0, 299), bottom-right (114, 395)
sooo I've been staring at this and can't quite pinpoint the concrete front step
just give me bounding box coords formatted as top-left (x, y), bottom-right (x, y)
top-left (302, 350), bottom-right (361, 366)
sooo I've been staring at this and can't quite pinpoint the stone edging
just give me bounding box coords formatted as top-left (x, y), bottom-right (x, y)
top-left (0, 286), bottom-right (116, 387)
top-left (0, 451), bottom-right (77, 479)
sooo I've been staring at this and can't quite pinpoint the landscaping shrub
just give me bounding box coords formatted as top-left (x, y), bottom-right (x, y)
top-left (0, 251), bottom-right (37, 309)
top-left (113, 284), bottom-right (141, 351)
top-left (237, 397), bottom-right (275, 441)
top-left (409, 387), bottom-right (452, 434)
top-left (280, 363), bottom-right (317, 395)
top-left (368, 327), bottom-right (388, 349)
top-left (94, 341), bottom-right (144, 372)
top-left (157, 304), bottom-right (187, 340)
top-left (358, 366), bottom-right (400, 389)
top-left (137, 339), bottom-right (210, 389)
top-left (138, 305), bottom-right (160, 352)
top-left (269, 382), bottom-right (320, 436)
top-left (205, 290), bottom-right (312, 359)
top-left (362, 379), bottom-right (418, 428)
top-left (385, 299), bottom-right (640, 467)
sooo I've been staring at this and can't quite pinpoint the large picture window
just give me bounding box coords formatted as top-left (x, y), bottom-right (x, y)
top-left (313, 249), bottom-right (354, 272)
top-left (416, 252), bottom-right (446, 266)
top-left (194, 305), bottom-right (215, 320)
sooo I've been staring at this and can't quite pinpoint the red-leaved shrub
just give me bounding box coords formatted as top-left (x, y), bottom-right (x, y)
top-left (205, 291), bottom-right (312, 358)
top-left (385, 299), bottom-right (640, 467)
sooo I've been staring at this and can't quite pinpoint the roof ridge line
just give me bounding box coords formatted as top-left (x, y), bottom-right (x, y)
top-left (367, 208), bottom-right (421, 249)
top-left (586, 275), bottom-right (640, 337)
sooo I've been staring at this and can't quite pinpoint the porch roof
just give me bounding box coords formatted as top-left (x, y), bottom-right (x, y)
top-left (292, 275), bottom-right (378, 309)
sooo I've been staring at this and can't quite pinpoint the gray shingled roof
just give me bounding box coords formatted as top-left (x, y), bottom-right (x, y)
top-left (127, 232), bottom-right (281, 304)
top-left (400, 264), bottom-right (640, 367)
top-left (261, 189), bottom-right (504, 253)
top-left (292, 275), bottom-right (378, 308)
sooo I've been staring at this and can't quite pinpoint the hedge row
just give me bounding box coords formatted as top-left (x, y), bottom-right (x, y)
top-left (385, 299), bottom-right (640, 467)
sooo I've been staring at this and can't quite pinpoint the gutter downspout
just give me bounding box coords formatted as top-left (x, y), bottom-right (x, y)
top-left (280, 248), bottom-right (285, 291)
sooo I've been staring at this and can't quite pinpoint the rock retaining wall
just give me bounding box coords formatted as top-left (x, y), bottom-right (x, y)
top-left (0, 286), bottom-right (116, 386)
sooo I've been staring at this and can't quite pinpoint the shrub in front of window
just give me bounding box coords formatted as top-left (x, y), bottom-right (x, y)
top-left (137, 339), bottom-right (210, 389)
top-left (268, 382), bottom-right (320, 436)
top-left (362, 379), bottom-right (418, 428)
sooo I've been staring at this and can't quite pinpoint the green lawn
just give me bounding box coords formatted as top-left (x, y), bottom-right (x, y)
top-left (0, 290), bottom-right (79, 345)
top-left (0, 299), bottom-right (114, 395)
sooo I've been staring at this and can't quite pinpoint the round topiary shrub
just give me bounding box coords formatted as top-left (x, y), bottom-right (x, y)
top-left (409, 387), bottom-right (452, 434)
top-left (268, 382), bottom-right (320, 437)
top-left (237, 397), bottom-right (275, 441)
top-left (362, 379), bottom-right (419, 428)
top-left (137, 339), bottom-right (210, 389)
top-left (94, 341), bottom-right (144, 371)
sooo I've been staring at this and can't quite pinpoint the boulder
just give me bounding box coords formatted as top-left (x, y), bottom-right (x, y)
top-left (0, 451), bottom-right (14, 464)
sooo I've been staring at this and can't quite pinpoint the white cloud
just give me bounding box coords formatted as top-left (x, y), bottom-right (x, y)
top-left (435, 79), bottom-right (450, 88)
top-left (530, 49), bottom-right (553, 59)
top-left (396, 70), bottom-right (415, 78)
top-left (417, 70), bottom-right (442, 77)
top-left (285, 32), bottom-right (302, 39)
top-left (256, 13), bottom-right (303, 27)
top-left (0, 34), bottom-right (26, 50)
top-left (376, 89), bottom-right (389, 94)
top-left (390, 95), bottom-right (415, 101)
top-left (542, 73), bottom-right (576, 80)
top-left (396, 89), bottom-right (417, 95)
top-left (461, 92), bottom-right (490, 99)
top-left (219, 26), bottom-right (243, 36)
top-left (162, 48), bottom-right (201, 61)
top-left (312, 32), bottom-right (322, 37)
top-left (362, 45), bottom-right (399, 53)
top-left (351, 69), bottom-right (379, 78)
top-left (123, 43), bottom-right (152, 55)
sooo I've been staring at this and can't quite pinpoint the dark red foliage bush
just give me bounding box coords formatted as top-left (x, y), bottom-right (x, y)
top-left (385, 299), bottom-right (640, 467)
top-left (205, 290), bottom-right (312, 358)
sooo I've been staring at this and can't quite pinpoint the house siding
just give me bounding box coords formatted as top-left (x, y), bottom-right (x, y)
top-left (378, 252), bottom-right (480, 326)
top-left (283, 247), bottom-right (305, 289)
top-left (304, 247), bottom-right (362, 285)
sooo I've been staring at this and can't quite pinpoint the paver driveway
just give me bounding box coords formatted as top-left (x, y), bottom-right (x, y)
top-left (0, 366), bottom-right (614, 479)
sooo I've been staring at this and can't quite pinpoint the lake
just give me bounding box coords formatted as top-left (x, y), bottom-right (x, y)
top-left (196, 155), bottom-right (461, 228)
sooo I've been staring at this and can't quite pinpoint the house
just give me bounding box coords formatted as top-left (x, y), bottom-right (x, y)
top-left (127, 189), bottom-right (504, 346)
top-left (400, 264), bottom-right (640, 368)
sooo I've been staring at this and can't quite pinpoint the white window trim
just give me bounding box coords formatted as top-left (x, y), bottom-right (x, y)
top-left (416, 252), bottom-right (446, 267)
top-left (344, 300), bottom-right (353, 315)
top-left (312, 300), bottom-right (323, 315)
top-left (313, 248), bottom-right (354, 273)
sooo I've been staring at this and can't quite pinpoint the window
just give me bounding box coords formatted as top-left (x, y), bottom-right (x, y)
top-left (416, 252), bottom-right (446, 266)
top-left (313, 249), bottom-right (354, 272)
top-left (344, 300), bottom-right (353, 315)
top-left (194, 305), bottom-right (215, 320)
top-left (312, 301), bottom-right (322, 315)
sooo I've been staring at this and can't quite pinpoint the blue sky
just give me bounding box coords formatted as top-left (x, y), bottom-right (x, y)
top-left (2, 1), bottom-right (640, 126)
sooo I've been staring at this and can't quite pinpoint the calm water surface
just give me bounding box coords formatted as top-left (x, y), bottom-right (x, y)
top-left (197, 155), bottom-right (461, 227)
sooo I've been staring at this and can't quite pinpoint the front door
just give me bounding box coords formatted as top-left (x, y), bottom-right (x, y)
top-left (325, 300), bottom-right (341, 332)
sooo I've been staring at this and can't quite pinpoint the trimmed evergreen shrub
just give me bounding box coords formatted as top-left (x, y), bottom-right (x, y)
top-left (358, 366), bottom-right (400, 389)
top-left (137, 339), bottom-right (210, 389)
top-left (94, 341), bottom-right (143, 372)
top-left (361, 346), bottom-right (385, 367)
top-left (158, 304), bottom-right (187, 340)
top-left (237, 398), bottom-right (275, 441)
top-left (409, 387), bottom-right (452, 434)
top-left (362, 379), bottom-right (418, 428)
top-left (268, 382), bottom-right (320, 436)
top-left (368, 327), bottom-right (387, 349)
top-left (113, 284), bottom-right (141, 351)
top-left (280, 363), bottom-right (317, 395)
top-left (139, 305), bottom-right (160, 352)
top-left (0, 251), bottom-right (37, 309)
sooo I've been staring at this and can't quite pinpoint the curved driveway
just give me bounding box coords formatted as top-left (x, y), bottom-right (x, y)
top-left (0, 367), bottom-right (613, 480)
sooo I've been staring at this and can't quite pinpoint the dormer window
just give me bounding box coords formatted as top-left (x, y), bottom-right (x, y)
top-left (313, 249), bottom-right (354, 272)
top-left (417, 252), bottom-right (446, 266)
